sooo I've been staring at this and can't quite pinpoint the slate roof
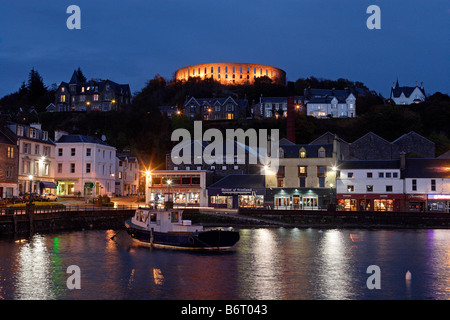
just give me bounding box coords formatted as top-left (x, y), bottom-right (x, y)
top-left (338, 160), bottom-right (400, 170)
top-left (280, 144), bottom-right (334, 158)
top-left (207, 174), bottom-right (265, 189)
top-left (390, 80), bottom-right (425, 98)
top-left (56, 134), bottom-right (111, 146)
top-left (402, 158), bottom-right (450, 178)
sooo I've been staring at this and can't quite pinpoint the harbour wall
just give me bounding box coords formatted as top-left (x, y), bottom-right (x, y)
top-left (0, 210), bottom-right (135, 236)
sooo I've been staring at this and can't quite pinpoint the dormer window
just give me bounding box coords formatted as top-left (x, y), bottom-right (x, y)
top-left (299, 147), bottom-right (306, 158)
top-left (318, 147), bottom-right (325, 158)
top-left (17, 126), bottom-right (24, 136)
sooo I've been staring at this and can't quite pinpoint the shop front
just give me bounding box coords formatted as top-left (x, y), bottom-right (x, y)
top-left (406, 194), bottom-right (427, 212)
top-left (207, 174), bottom-right (266, 209)
top-left (266, 188), bottom-right (331, 210)
top-left (427, 194), bottom-right (450, 212)
top-left (337, 194), bottom-right (405, 212)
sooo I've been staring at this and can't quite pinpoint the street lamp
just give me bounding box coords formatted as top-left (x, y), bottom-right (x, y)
top-left (28, 175), bottom-right (33, 204)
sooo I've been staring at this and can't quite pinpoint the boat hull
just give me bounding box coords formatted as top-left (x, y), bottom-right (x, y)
top-left (125, 219), bottom-right (240, 250)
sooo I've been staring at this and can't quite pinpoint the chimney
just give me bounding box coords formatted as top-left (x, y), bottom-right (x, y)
top-left (400, 151), bottom-right (406, 169)
top-left (421, 82), bottom-right (423, 89)
top-left (54, 129), bottom-right (68, 142)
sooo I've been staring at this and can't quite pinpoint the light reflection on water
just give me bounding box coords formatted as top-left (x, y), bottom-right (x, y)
top-left (0, 228), bottom-right (450, 300)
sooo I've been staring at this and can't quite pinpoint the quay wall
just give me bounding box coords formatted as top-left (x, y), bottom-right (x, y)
top-left (238, 208), bottom-right (450, 228)
top-left (0, 210), bottom-right (135, 236)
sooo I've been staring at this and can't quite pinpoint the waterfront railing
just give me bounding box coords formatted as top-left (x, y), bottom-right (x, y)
top-left (0, 204), bottom-right (139, 215)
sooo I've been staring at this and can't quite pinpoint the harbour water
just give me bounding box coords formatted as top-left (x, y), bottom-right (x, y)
top-left (0, 227), bottom-right (449, 300)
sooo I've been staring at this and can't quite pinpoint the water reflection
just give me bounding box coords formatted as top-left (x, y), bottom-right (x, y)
top-left (16, 235), bottom-right (55, 299)
top-left (1, 228), bottom-right (450, 299)
top-left (316, 230), bottom-right (355, 299)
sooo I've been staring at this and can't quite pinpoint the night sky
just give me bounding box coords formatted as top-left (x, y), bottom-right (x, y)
top-left (0, 0), bottom-right (448, 99)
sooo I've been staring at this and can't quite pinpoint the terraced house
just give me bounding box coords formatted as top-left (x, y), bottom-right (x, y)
top-left (4, 123), bottom-right (56, 195)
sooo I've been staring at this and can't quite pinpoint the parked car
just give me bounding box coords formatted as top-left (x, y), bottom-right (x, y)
top-left (42, 193), bottom-right (58, 201)
top-left (22, 193), bottom-right (43, 202)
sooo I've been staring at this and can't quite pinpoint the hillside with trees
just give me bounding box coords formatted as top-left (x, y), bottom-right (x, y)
top-left (1, 70), bottom-right (449, 168)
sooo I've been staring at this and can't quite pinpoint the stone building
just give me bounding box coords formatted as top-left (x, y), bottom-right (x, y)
top-left (0, 128), bottom-right (19, 198)
top-left (182, 96), bottom-right (248, 120)
top-left (53, 70), bottom-right (131, 112)
top-left (175, 62), bottom-right (286, 86)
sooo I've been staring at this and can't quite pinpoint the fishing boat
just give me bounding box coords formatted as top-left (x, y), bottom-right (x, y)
top-left (125, 207), bottom-right (240, 250)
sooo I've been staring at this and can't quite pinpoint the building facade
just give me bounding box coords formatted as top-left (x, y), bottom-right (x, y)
top-left (390, 80), bottom-right (426, 105)
top-left (182, 96), bottom-right (248, 120)
top-left (264, 138), bottom-right (341, 210)
top-left (53, 70), bottom-right (131, 112)
top-left (402, 158), bottom-right (450, 212)
top-left (5, 123), bottom-right (56, 195)
top-left (175, 62), bottom-right (286, 86)
top-left (115, 154), bottom-right (140, 196)
top-left (146, 170), bottom-right (212, 207)
top-left (0, 128), bottom-right (19, 198)
top-left (54, 132), bottom-right (116, 197)
top-left (252, 96), bottom-right (304, 119)
top-left (304, 89), bottom-right (356, 118)
top-left (336, 160), bottom-right (404, 211)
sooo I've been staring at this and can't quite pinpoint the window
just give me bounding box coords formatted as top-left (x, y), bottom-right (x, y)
top-left (44, 163), bottom-right (49, 176)
top-left (379, 172), bottom-right (384, 178)
top-left (386, 172), bottom-right (391, 178)
top-left (412, 179), bottom-right (417, 191)
top-left (86, 163), bottom-right (91, 173)
top-left (70, 163), bottom-right (75, 173)
top-left (431, 179), bottom-right (436, 191)
top-left (386, 185), bottom-right (393, 192)
top-left (35, 145), bottom-right (39, 155)
top-left (23, 143), bottom-right (31, 154)
top-left (300, 151), bottom-right (306, 158)
top-left (299, 177), bottom-right (306, 187)
top-left (298, 166), bottom-right (307, 176)
top-left (71, 148), bottom-right (76, 156)
top-left (393, 172), bottom-right (398, 178)
top-left (57, 163), bottom-right (62, 174)
top-left (319, 177), bottom-right (325, 188)
top-left (367, 172), bottom-right (372, 178)
top-left (318, 149), bottom-right (325, 158)
top-left (93, 94), bottom-right (99, 101)
top-left (86, 148), bottom-right (91, 156)
top-left (17, 126), bottom-right (24, 136)
top-left (7, 147), bottom-right (14, 158)
top-left (366, 185), bottom-right (373, 192)
top-left (58, 148), bottom-right (63, 156)
top-left (347, 185), bottom-right (354, 192)
top-left (60, 95), bottom-right (66, 102)
top-left (347, 172), bottom-right (353, 178)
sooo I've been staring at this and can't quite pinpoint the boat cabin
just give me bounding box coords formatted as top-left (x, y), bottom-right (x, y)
top-left (131, 209), bottom-right (203, 233)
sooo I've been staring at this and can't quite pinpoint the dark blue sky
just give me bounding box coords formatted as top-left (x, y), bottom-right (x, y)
top-left (0, 0), bottom-right (448, 99)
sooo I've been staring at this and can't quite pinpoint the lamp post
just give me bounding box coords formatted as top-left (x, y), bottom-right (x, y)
top-left (145, 170), bottom-right (151, 207)
top-left (28, 174), bottom-right (33, 204)
top-left (167, 179), bottom-right (172, 203)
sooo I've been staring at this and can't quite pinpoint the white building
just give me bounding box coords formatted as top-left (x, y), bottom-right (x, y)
top-left (115, 154), bottom-right (140, 196)
top-left (6, 123), bottom-right (56, 195)
top-left (390, 80), bottom-right (426, 105)
top-left (403, 158), bottom-right (450, 212)
top-left (306, 92), bottom-right (356, 118)
top-left (54, 131), bottom-right (116, 197)
top-left (336, 160), bottom-right (403, 211)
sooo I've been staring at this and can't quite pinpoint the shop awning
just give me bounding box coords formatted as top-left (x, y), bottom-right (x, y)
top-left (40, 181), bottom-right (57, 189)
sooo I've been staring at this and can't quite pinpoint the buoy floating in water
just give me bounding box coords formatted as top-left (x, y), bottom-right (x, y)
top-left (405, 270), bottom-right (412, 281)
